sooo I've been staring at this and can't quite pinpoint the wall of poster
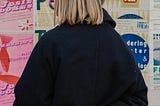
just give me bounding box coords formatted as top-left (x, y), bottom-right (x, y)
top-left (0, 0), bottom-right (34, 106)
top-left (150, 0), bottom-right (160, 105)
top-left (0, 0), bottom-right (160, 105)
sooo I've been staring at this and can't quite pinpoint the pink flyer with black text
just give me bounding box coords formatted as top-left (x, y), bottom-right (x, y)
top-left (0, 0), bottom-right (34, 32)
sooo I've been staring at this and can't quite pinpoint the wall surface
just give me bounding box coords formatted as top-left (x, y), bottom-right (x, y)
top-left (0, 0), bottom-right (160, 106)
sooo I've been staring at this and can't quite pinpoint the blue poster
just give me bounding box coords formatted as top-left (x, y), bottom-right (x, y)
top-left (122, 34), bottom-right (149, 70)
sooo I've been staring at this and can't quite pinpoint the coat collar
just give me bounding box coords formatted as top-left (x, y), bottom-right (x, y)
top-left (103, 8), bottom-right (116, 28)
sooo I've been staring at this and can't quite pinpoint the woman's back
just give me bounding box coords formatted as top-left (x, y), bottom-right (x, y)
top-left (14, 0), bottom-right (148, 106)
top-left (44, 16), bottom-right (118, 105)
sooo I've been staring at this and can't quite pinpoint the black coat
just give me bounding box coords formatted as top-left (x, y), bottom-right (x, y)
top-left (14, 10), bottom-right (148, 106)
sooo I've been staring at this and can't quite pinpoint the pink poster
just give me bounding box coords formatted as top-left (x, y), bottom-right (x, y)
top-left (0, 34), bottom-right (33, 106)
top-left (0, 0), bottom-right (34, 32)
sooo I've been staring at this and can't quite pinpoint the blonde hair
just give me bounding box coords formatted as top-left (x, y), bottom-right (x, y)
top-left (54, 0), bottom-right (104, 25)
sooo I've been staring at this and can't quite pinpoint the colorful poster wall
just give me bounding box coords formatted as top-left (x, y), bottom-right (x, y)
top-left (150, 0), bottom-right (160, 105)
top-left (0, 0), bottom-right (160, 105)
top-left (0, 0), bottom-right (34, 106)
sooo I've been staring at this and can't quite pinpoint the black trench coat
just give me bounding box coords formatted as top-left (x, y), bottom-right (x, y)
top-left (14, 9), bottom-right (148, 106)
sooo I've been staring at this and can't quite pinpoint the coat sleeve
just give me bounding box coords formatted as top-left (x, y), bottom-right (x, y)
top-left (111, 70), bottom-right (148, 106)
top-left (109, 34), bottom-right (148, 106)
top-left (13, 35), bottom-right (57, 106)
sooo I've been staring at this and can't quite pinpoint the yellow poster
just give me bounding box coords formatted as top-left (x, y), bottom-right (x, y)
top-left (36, 0), bottom-right (55, 30)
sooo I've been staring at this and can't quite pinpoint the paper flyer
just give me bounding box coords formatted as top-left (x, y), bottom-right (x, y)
top-left (115, 18), bottom-right (149, 31)
top-left (150, 10), bottom-right (160, 20)
top-left (150, 30), bottom-right (160, 90)
top-left (150, 4), bottom-right (160, 104)
top-left (35, 0), bottom-right (55, 43)
top-left (0, 0), bottom-right (34, 33)
top-left (36, 0), bottom-right (55, 30)
top-left (0, 34), bottom-right (33, 106)
top-left (105, 0), bottom-right (149, 19)
top-left (150, 20), bottom-right (160, 30)
top-left (150, 0), bottom-right (160, 10)
top-left (148, 30), bottom-right (160, 105)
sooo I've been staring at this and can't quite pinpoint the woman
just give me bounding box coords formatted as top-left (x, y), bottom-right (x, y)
top-left (14, 0), bottom-right (148, 106)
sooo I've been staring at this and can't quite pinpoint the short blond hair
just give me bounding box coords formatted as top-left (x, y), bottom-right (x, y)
top-left (54, 0), bottom-right (104, 25)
